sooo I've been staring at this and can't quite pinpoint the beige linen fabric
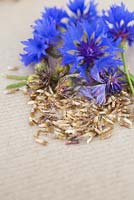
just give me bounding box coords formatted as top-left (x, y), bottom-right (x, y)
top-left (0, 0), bottom-right (134, 200)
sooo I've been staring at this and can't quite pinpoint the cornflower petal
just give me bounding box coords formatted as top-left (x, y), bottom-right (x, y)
top-left (42, 7), bottom-right (68, 28)
top-left (67, 0), bottom-right (98, 23)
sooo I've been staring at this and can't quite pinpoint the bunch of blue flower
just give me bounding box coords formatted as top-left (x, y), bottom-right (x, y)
top-left (21, 0), bottom-right (134, 104)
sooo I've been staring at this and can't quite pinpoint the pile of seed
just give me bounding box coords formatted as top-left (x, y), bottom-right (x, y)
top-left (4, 66), bottom-right (134, 145)
top-left (26, 87), bottom-right (134, 145)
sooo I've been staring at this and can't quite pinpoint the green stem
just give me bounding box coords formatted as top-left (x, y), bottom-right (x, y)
top-left (121, 51), bottom-right (134, 95)
top-left (6, 81), bottom-right (27, 89)
top-left (129, 73), bottom-right (134, 83)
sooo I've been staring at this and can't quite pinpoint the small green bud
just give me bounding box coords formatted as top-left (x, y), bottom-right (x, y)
top-left (27, 74), bottom-right (44, 90)
top-left (35, 62), bottom-right (48, 73)
top-left (55, 65), bottom-right (64, 73)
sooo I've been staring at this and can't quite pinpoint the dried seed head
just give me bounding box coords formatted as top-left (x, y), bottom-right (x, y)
top-left (19, 86), bottom-right (28, 95)
top-left (119, 118), bottom-right (133, 128)
top-left (100, 131), bottom-right (112, 140)
top-left (4, 89), bottom-right (19, 94)
top-left (8, 66), bottom-right (19, 71)
top-left (34, 138), bottom-right (48, 145)
top-left (121, 91), bottom-right (129, 97)
top-left (94, 116), bottom-right (99, 123)
top-left (102, 116), bottom-right (114, 125)
top-left (87, 136), bottom-right (93, 144)
top-left (27, 100), bottom-right (35, 105)
top-left (34, 130), bottom-right (48, 145)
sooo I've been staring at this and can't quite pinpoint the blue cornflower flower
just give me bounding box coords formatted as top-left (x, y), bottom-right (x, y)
top-left (67, 0), bottom-right (98, 23)
top-left (42, 7), bottom-right (68, 28)
top-left (60, 20), bottom-right (120, 79)
top-left (80, 57), bottom-right (124, 104)
top-left (20, 36), bottom-right (48, 66)
top-left (33, 17), bottom-right (60, 43)
top-left (103, 3), bottom-right (134, 46)
top-left (21, 6), bottom-right (69, 66)
top-left (21, 17), bottom-right (60, 66)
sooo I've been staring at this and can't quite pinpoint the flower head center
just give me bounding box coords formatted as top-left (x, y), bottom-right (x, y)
top-left (100, 68), bottom-right (123, 93)
top-left (115, 30), bottom-right (129, 40)
top-left (77, 40), bottom-right (103, 64)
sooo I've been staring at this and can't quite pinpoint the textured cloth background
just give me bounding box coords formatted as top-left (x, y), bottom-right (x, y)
top-left (0, 0), bottom-right (134, 200)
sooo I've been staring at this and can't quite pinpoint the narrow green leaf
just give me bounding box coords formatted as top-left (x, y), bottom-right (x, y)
top-left (5, 74), bottom-right (29, 81)
top-left (6, 81), bottom-right (27, 89)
